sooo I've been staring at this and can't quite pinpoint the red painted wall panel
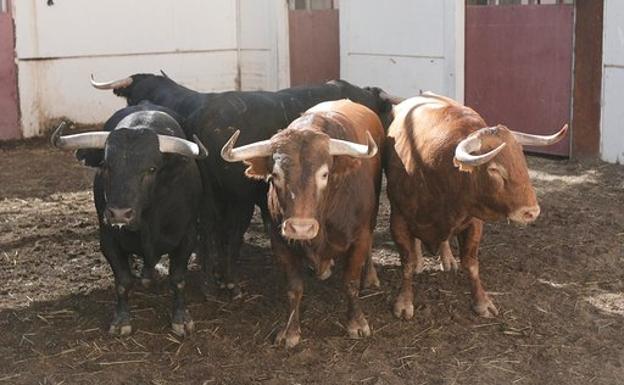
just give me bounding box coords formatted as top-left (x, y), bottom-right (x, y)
top-left (289, 9), bottom-right (339, 87)
top-left (0, 8), bottom-right (20, 140)
top-left (465, 5), bottom-right (574, 156)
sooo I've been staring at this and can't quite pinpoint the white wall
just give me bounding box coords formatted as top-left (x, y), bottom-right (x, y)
top-left (339, 0), bottom-right (464, 101)
top-left (239, 0), bottom-right (290, 91)
top-left (12, 0), bottom-right (288, 137)
top-left (601, 0), bottom-right (624, 163)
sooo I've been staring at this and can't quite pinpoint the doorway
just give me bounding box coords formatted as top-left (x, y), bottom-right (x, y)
top-left (465, 0), bottom-right (574, 156)
top-left (288, 0), bottom-right (340, 86)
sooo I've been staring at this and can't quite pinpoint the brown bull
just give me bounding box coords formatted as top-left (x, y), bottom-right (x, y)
top-left (385, 93), bottom-right (567, 319)
top-left (222, 99), bottom-right (384, 347)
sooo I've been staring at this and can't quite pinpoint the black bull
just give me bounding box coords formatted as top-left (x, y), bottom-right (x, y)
top-left (52, 103), bottom-right (206, 336)
top-left (95, 73), bottom-right (393, 295)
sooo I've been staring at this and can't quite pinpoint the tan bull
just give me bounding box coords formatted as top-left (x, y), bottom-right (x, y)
top-left (385, 92), bottom-right (567, 319)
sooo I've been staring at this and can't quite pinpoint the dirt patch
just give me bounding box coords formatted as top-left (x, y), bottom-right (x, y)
top-left (0, 143), bottom-right (623, 385)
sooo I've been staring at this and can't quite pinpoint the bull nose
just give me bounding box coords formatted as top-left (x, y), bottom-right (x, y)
top-left (521, 205), bottom-right (540, 222)
top-left (510, 205), bottom-right (540, 224)
top-left (282, 218), bottom-right (319, 240)
top-left (106, 207), bottom-right (135, 224)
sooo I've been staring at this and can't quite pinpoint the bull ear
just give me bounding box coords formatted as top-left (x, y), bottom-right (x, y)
top-left (76, 149), bottom-right (105, 168)
top-left (244, 158), bottom-right (271, 180)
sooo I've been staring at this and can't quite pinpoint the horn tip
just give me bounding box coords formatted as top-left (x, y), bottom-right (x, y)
top-left (193, 134), bottom-right (209, 159)
top-left (220, 130), bottom-right (240, 162)
top-left (50, 121), bottom-right (67, 148)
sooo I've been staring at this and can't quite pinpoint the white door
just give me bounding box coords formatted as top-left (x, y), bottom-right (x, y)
top-left (339, 0), bottom-right (464, 101)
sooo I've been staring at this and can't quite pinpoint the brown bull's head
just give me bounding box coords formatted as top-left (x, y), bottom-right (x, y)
top-left (221, 125), bottom-right (376, 241)
top-left (453, 123), bottom-right (568, 225)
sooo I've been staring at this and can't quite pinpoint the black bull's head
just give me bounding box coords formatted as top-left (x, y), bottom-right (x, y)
top-left (51, 113), bottom-right (207, 229)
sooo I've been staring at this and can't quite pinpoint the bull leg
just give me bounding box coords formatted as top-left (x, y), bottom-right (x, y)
top-left (273, 239), bottom-right (303, 348)
top-left (219, 203), bottom-right (255, 299)
top-left (458, 219), bottom-right (498, 318)
top-left (140, 254), bottom-right (159, 288)
top-left (361, 249), bottom-right (380, 290)
top-left (439, 240), bottom-right (458, 272)
top-left (344, 230), bottom-right (372, 338)
top-left (390, 211), bottom-right (419, 320)
top-left (257, 197), bottom-right (272, 236)
top-left (414, 238), bottom-right (425, 274)
top-left (198, 204), bottom-right (218, 298)
top-left (101, 235), bottom-right (134, 336)
top-left (169, 229), bottom-right (195, 337)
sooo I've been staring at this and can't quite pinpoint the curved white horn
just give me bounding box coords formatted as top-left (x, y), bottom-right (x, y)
top-left (328, 131), bottom-right (378, 158)
top-left (90, 74), bottom-right (133, 90)
top-left (221, 130), bottom-right (273, 162)
top-left (511, 124), bottom-right (568, 147)
top-left (158, 134), bottom-right (208, 159)
top-left (454, 128), bottom-right (506, 168)
top-left (51, 122), bottom-right (110, 150)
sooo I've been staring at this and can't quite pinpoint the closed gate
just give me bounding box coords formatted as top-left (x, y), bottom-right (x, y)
top-left (0, 0), bottom-right (20, 140)
top-left (465, 3), bottom-right (574, 156)
top-left (289, 0), bottom-right (339, 86)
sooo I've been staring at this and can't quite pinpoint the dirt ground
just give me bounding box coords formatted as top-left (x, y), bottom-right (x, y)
top-left (1, 140), bottom-right (623, 385)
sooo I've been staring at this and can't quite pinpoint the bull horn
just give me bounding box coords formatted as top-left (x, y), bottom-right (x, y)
top-left (158, 134), bottom-right (208, 159)
top-left (511, 124), bottom-right (568, 147)
top-left (378, 90), bottom-right (405, 105)
top-left (160, 69), bottom-right (170, 79)
top-left (51, 121), bottom-right (110, 150)
top-left (454, 128), bottom-right (506, 168)
top-left (329, 131), bottom-right (377, 158)
top-left (90, 74), bottom-right (133, 90)
top-left (221, 130), bottom-right (273, 162)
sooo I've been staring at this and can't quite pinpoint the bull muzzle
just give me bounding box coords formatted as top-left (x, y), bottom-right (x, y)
top-left (282, 218), bottom-right (320, 240)
top-left (508, 205), bottom-right (540, 225)
top-left (105, 206), bottom-right (136, 228)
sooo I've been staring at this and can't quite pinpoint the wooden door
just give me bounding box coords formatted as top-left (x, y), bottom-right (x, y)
top-left (289, 0), bottom-right (339, 86)
top-left (0, 0), bottom-right (20, 140)
top-left (465, 3), bottom-right (574, 156)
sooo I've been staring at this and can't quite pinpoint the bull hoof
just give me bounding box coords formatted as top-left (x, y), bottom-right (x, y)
top-left (440, 254), bottom-right (459, 272)
top-left (362, 266), bottom-right (381, 290)
top-left (109, 311), bottom-right (132, 336)
top-left (109, 322), bottom-right (132, 336)
top-left (347, 315), bottom-right (371, 338)
top-left (393, 293), bottom-right (414, 320)
top-left (172, 310), bottom-right (194, 337)
top-left (275, 327), bottom-right (301, 349)
top-left (172, 320), bottom-right (195, 337)
top-left (226, 283), bottom-right (243, 300)
top-left (473, 296), bottom-right (499, 318)
top-left (317, 267), bottom-right (332, 281)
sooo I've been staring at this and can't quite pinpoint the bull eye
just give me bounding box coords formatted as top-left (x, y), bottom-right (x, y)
top-left (148, 167), bottom-right (157, 174)
top-left (321, 171), bottom-right (329, 180)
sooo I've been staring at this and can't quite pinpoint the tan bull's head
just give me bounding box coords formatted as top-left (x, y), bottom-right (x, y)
top-left (221, 120), bottom-right (376, 241)
top-left (453, 124), bottom-right (568, 225)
